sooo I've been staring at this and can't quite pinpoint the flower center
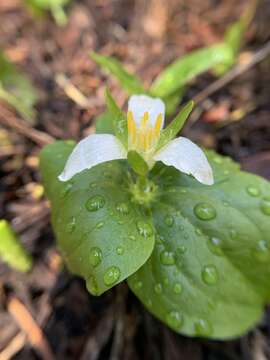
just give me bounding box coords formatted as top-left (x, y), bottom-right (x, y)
top-left (127, 111), bottom-right (162, 154)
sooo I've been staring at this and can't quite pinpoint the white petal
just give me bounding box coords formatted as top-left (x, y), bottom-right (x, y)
top-left (153, 137), bottom-right (214, 185)
top-left (58, 134), bottom-right (127, 181)
top-left (128, 95), bottom-right (165, 128)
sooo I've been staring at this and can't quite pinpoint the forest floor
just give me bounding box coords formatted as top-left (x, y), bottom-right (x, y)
top-left (0, 0), bottom-right (270, 359)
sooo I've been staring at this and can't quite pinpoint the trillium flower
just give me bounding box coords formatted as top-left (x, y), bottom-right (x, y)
top-left (59, 95), bottom-right (214, 185)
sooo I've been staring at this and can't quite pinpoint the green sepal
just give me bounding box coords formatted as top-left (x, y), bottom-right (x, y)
top-left (127, 151), bottom-right (149, 176)
top-left (157, 100), bottom-right (194, 151)
top-left (105, 89), bottom-right (127, 147)
top-left (128, 151), bottom-right (270, 339)
top-left (91, 52), bottom-right (145, 94)
top-left (150, 44), bottom-right (233, 98)
top-left (0, 220), bottom-right (33, 272)
top-left (39, 141), bottom-right (155, 296)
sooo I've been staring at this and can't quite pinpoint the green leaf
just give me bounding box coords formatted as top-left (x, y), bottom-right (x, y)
top-left (162, 88), bottom-right (185, 116)
top-left (95, 111), bottom-right (115, 135)
top-left (150, 44), bottom-right (233, 98)
top-left (105, 89), bottom-right (127, 147)
top-left (128, 151), bottom-right (270, 339)
top-left (0, 220), bottom-right (33, 272)
top-left (156, 101), bottom-right (194, 151)
top-left (0, 52), bottom-right (38, 123)
top-left (127, 151), bottom-right (149, 176)
top-left (40, 141), bottom-right (155, 295)
top-left (91, 52), bottom-right (145, 94)
top-left (24, 0), bottom-right (70, 26)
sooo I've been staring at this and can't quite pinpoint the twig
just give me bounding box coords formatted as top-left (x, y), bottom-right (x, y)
top-left (188, 41), bottom-right (270, 127)
top-left (7, 297), bottom-right (54, 360)
top-left (0, 105), bottom-right (55, 146)
top-left (0, 332), bottom-right (26, 360)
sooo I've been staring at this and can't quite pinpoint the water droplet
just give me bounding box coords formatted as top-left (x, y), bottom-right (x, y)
top-left (230, 229), bottom-right (237, 239)
top-left (173, 283), bottom-right (182, 294)
top-left (194, 319), bottom-right (212, 336)
top-left (223, 201), bottom-right (230, 207)
top-left (179, 188), bottom-right (187, 194)
top-left (154, 283), bottom-right (163, 294)
top-left (194, 203), bottom-right (217, 221)
top-left (89, 247), bottom-right (102, 267)
top-left (116, 246), bottom-right (124, 255)
top-left (61, 183), bottom-right (72, 197)
top-left (118, 220), bottom-right (124, 225)
top-left (103, 266), bottom-right (120, 286)
top-left (129, 235), bottom-right (136, 241)
top-left (179, 225), bottom-right (184, 231)
top-left (116, 202), bottom-right (130, 215)
top-left (85, 195), bottom-right (105, 212)
top-left (195, 228), bottom-right (203, 236)
top-left (89, 182), bottom-right (97, 188)
top-left (207, 237), bottom-right (223, 256)
top-left (176, 245), bottom-right (187, 254)
top-left (96, 221), bottom-right (104, 229)
top-left (86, 276), bottom-right (99, 295)
top-left (134, 281), bottom-right (143, 290)
top-left (136, 221), bottom-right (153, 238)
top-left (201, 265), bottom-right (218, 285)
top-left (223, 170), bottom-right (229, 176)
top-left (147, 299), bottom-right (153, 308)
top-left (166, 311), bottom-right (183, 330)
top-left (164, 215), bottom-right (174, 227)
top-left (184, 233), bottom-right (189, 240)
top-left (254, 240), bottom-right (270, 262)
top-left (246, 185), bottom-right (261, 197)
top-left (67, 217), bottom-right (76, 233)
top-left (160, 250), bottom-right (175, 265)
top-left (260, 198), bottom-right (270, 216)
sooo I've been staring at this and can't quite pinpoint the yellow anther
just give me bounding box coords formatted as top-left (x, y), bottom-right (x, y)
top-left (154, 113), bottom-right (162, 139)
top-left (127, 111), bottom-right (137, 145)
top-left (147, 128), bottom-right (154, 150)
top-left (141, 112), bottom-right (149, 127)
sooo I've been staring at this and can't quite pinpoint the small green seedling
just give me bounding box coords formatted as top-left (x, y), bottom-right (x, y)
top-left (40, 90), bottom-right (270, 340)
top-left (0, 52), bottom-right (37, 123)
top-left (24, 0), bottom-right (71, 26)
top-left (0, 220), bottom-right (33, 272)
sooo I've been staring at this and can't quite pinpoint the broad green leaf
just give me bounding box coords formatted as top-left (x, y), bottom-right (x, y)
top-left (40, 141), bottom-right (155, 295)
top-left (24, 0), bottom-right (70, 26)
top-left (0, 52), bottom-right (37, 123)
top-left (127, 151), bottom-right (149, 176)
top-left (157, 100), bottom-right (194, 151)
top-left (0, 220), bottom-right (33, 272)
top-left (128, 151), bottom-right (270, 339)
top-left (95, 111), bottom-right (114, 135)
top-left (91, 52), bottom-right (145, 95)
top-left (105, 89), bottom-right (127, 147)
top-left (150, 44), bottom-right (233, 98)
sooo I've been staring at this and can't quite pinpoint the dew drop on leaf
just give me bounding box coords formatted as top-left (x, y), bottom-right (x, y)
top-left (61, 182), bottom-right (72, 198)
top-left (173, 283), bottom-right (182, 294)
top-left (96, 221), bottom-right (104, 229)
top-left (176, 245), bottom-right (187, 255)
top-left (89, 247), bottom-right (102, 267)
top-left (166, 311), bottom-right (183, 330)
top-left (246, 185), bottom-right (261, 197)
top-left (195, 228), bottom-right (203, 236)
top-left (207, 237), bottom-right (223, 256)
top-left (213, 156), bottom-right (222, 164)
top-left (134, 280), bottom-right (143, 290)
top-left (160, 250), bottom-right (175, 265)
top-left (129, 234), bottom-right (136, 241)
top-left (103, 266), bottom-right (120, 286)
top-left (194, 318), bottom-right (212, 336)
top-left (194, 203), bottom-right (217, 221)
top-left (164, 215), bottom-right (174, 227)
top-left (201, 265), bottom-right (218, 285)
top-left (260, 198), bottom-right (270, 216)
top-left (116, 202), bottom-right (130, 215)
top-left (86, 276), bottom-right (99, 295)
top-left (154, 283), bottom-right (163, 294)
top-left (85, 195), bottom-right (105, 212)
top-left (230, 229), bottom-right (237, 239)
top-left (254, 240), bottom-right (270, 262)
top-left (89, 182), bottom-right (97, 188)
top-left (66, 217), bottom-right (76, 233)
top-left (116, 246), bottom-right (124, 255)
top-left (136, 221), bottom-right (153, 238)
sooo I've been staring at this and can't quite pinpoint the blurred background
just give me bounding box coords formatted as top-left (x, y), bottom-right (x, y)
top-left (0, 0), bottom-right (270, 359)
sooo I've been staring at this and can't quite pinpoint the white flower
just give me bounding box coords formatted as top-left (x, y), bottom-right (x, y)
top-left (58, 95), bottom-right (214, 185)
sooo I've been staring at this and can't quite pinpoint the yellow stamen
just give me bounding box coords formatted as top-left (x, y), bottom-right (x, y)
top-left (154, 113), bottom-right (162, 139)
top-left (127, 111), bottom-right (137, 145)
top-left (147, 128), bottom-right (154, 150)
